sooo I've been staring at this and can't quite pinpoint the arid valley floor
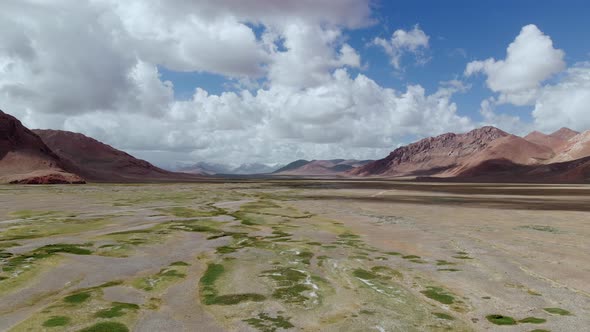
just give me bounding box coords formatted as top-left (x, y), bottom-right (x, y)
top-left (0, 181), bottom-right (589, 332)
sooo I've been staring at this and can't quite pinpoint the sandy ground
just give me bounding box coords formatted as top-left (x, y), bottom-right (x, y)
top-left (0, 181), bottom-right (588, 331)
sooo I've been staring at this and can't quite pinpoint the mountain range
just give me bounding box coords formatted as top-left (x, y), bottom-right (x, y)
top-left (351, 126), bottom-right (590, 182)
top-left (1, 109), bottom-right (589, 183)
top-left (273, 159), bottom-right (373, 176)
top-left (0, 110), bottom-right (198, 183)
top-left (177, 161), bottom-right (281, 175)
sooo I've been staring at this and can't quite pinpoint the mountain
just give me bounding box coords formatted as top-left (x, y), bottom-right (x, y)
top-left (177, 162), bottom-right (281, 175)
top-left (350, 126), bottom-right (509, 177)
top-left (449, 134), bottom-right (555, 176)
top-left (177, 162), bottom-right (233, 175)
top-left (273, 159), bottom-right (373, 176)
top-left (0, 111), bottom-right (84, 184)
top-left (524, 131), bottom-right (567, 151)
top-left (33, 129), bottom-right (198, 182)
top-left (231, 163), bottom-right (279, 175)
top-left (451, 156), bottom-right (590, 183)
top-left (351, 125), bottom-right (590, 183)
top-left (551, 130), bottom-right (590, 162)
top-left (550, 127), bottom-right (580, 141)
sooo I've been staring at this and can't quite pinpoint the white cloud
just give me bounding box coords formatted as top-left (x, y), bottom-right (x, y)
top-left (0, 0), bottom-right (476, 167)
top-left (477, 97), bottom-right (530, 135)
top-left (373, 25), bottom-right (430, 69)
top-left (532, 63), bottom-right (590, 132)
top-left (465, 24), bottom-right (565, 105)
top-left (57, 69), bottom-right (472, 167)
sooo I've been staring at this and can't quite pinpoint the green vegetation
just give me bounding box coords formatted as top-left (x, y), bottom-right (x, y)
top-left (170, 261), bottom-right (189, 266)
top-left (421, 287), bottom-right (455, 304)
top-left (0, 216), bottom-right (110, 242)
top-left (134, 267), bottom-right (186, 291)
top-left (64, 292), bottom-right (92, 304)
top-left (436, 260), bottom-right (456, 266)
top-left (3, 243), bottom-right (92, 276)
top-left (543, 307), bottom-right (571, 315)
top-left (212, 293), bottom-right (266, 305)
top-left (352, 268), bottom-right (378, 280)
top-left (0, 242), bottom-right (19, 249)
top-left (486, 314), bottom-right (517, 325)
top-left (78, 321), bottom-right (129, 332)
top-left (36, 243), bottom-right (93, 255)
top-left (244, 313), bottom-right (294, 332)
top-left (95, 302), bottom-right (140, 318)
top-left (200, 263), bottom-right (265, 305)
top-left (402, 255), bottom-right (420, 259)
top-left (519, 317), bottom-right (547, 324)
top-left (10, 210), bottom-right (57, 219)
top-left (260, 267), bottom-right (311, 304)
top-left (157, 207), bottom-right (222, 218)
top-left (519, 225), bottom-right (559, 233)
top-left (433, 312), bottom-right (454, 320)
top-left (42, 316), bottom-right (71, 327)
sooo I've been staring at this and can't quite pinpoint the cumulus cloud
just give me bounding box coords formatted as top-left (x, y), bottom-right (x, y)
top-left (477, 98), bottom-right (530, 135)
top-left (373, 25), bottom-right (430, 69)
top-left (532, 63), bottom-right (590, 132)
top-left (465, 24), bottom-right (565, 105)
top-left (60, 69), bottom-right (472, 167)
top-left (0, 0), bottom-right (475, 167)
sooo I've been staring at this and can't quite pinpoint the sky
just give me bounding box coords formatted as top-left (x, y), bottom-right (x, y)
top-left (1, 0), bottom-right (589, 168)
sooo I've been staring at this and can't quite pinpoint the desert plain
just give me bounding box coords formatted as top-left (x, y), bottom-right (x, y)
top-left (0, 180), bottom-right (588, 332)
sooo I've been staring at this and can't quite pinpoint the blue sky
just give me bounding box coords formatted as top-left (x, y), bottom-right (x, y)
top-left (3, 0), bottom-right (590, 167)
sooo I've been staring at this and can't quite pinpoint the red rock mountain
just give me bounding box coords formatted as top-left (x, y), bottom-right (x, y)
top-left (351, 125), bottom-right (590, 183)
top-left (33, 129), bottom-right (195, 182)
top-left (451, 156), bottom-right (590, 183)
top-left (350, 126), bottom-right (510, 177)
top-left (550, 127), bottom-right (580, 141)
top-left (0, 111), bottom-right (84, 184)
top-left (551, 130), bottom-right (590, 162)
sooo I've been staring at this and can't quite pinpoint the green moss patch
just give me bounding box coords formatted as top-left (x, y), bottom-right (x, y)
top-left (543, 307), bottom-right (571, 315)
top-left (519, 317), bottom-right (547, 324)
top-left (260, 267), bottom-right (312, 304)
top-left (433, 312), bottom-right (454, 320)
top-left (200, 263), bottom-right (265, 305)
top-left (519, 225), bottom-right (559, 233)
top-left (157, 207), bottom-right (221, 218)
top-left (244, 313), bottom-right (294, 332)
top-left (486, 314), bottom-right (517, 325)
top-left (170, 261), bottom-right (189, 266)
top-left (95, 302), bottom-right (139, 318)
top-left (436, 260), bottom-right (456, 266)
top-left (421, 287), bottom-right (454, 304)
top-left (212, 293), bottom-right (266, 305)
top-left (64, 292), bottom-right (92, 304)
top-left (352, 268), bottom-right (378, 280)
top-left (42, 316), bottom-right (71, 327)
top-left (78, 321), bottom-right (129, 332)
top-left (133, 267), bottom-right (187, 291)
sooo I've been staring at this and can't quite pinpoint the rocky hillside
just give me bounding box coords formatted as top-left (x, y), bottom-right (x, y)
top-left (0, 111), bottom-right (84, 184)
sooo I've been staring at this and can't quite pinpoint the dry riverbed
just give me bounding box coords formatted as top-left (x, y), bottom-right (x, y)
top-left (0, 181), bottom-right (588, 331)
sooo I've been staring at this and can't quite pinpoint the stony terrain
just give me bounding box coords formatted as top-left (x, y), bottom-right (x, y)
top-left (0, 180), bottom-right (588, 331)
